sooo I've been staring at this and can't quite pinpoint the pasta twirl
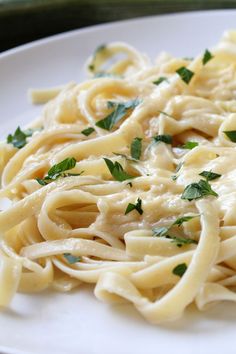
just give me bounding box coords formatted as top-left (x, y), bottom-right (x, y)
top-left (1, 31), bottom-right (236, 324)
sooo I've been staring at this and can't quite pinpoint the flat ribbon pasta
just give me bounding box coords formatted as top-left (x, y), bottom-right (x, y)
top-left (2, 32), bottom-right (236, 324)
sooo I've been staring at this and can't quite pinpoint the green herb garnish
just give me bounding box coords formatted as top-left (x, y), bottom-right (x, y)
top-left (153, 77), bottom-right (168, 86)
top-left (96, 98), bottom-right (140, 131)
top-left (176, 66), bottom-right (194, 84)
top-left (88, 44), bottom-right (107, 72)
top-left (180, 141), bottom-right (199, 149)
top-left (172, 215), bottom-right (198, 227)
top-left (7, 126), bottom-right (34, 149)
top-left (36, 157), bottom-right (81, 185)
top-left (202, 49), bottom-right (214, 65)
top-left (172, 263), bottom-right (187, 277)
top-left (181, 179), bottom-right (218, 201)
top-left (125, 198), bottom-right (143, 215)
top-left (95, 44), bottom-right (106, 54)
top-left (171, 162), bottom-right (183, 181)
top-left (130, 137), bottom-right (142, 160)
top-left (153, 226), bottom-right (197, 247)
top-left (88, 64), bottom-right (95, 72)
top-left (81, 127), bottom-right (95, 136)
top-left (153, 134), bottom-right (173, 145)
top-left (103, 158), bottom-right (135, 182)
top-left (224, 131), bottom-right (236, 142)
top-left (152, 214), bottom-right (198, 247)
top-left (170, 236), bottom-right (197, 247)
top-left (94, 72), bottom-right (120, 78)
top-left (64, 253), bottom-right (81, 264)
top-left (199, 170), bottom-right (221, 181)
top-left (152, 227), bottom-right (169, 237)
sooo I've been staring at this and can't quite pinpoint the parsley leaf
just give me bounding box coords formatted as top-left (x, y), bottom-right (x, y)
top-left (96, 98), bottom-right (140, 131)
top-left (130, 137), bottom-right (142, 160)
top-left (172, 215), bottom-right (198, 227)
top-left (153, 227), bottom-right (197, 247)
top-left (153, 134), bottom-right (173, 145)
top-left (152, 227), bottom-right (169, 237)
top-left (171, 162), bottom-right (183, 181)
top-left (88, 44), bottom-right (107, 72)
top-left (169, 236), bottom-right (197, 247)
top-left (153, 214), bottom-right (198, 247)
top-left (89, 64), bottom-right (95, 71)
top-left (202, 49), bottom-right (214, 65)
top-left (81, 127), bottom-right (95, 136)
top-left (224, 131), bottom-right (236, 142)
top-left (181, 179), bottom-right (218, 201)
top-left (93, 72), bottom-right (120, 78)
top-left (125, 198), bottom-right (143, 215)
top-left (7, 126), bottom-right (34, 149)
top-left (95, 44), bottom-right (106, 55)
top-left (36, 157), bottom-right (81, 185)
top-left (153, 77), bottom-right (168, 86)
top-left (180, 141), bottom-right (199, 149)
top-left (176, 66), bottom-right (194, 84)
top-left (199, 170), bottom-right (221, 181)
top-left (172, 263), bottom-right (187, 277)
top-left (103, 158), bottom-right (135, 182)
top-left (47, 158), bottom-right (76, 178)
top-left (64, 253), bottom-right (81, 264)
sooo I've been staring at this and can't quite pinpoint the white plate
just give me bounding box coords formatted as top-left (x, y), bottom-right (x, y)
top-left (1, 10), bottom-right (236, 354)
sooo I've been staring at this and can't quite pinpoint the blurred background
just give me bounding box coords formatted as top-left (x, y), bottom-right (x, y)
top-left (1, 0), bottom-right (236, 52)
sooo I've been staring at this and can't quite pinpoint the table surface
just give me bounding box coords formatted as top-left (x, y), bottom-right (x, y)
top-left (1, 0), bottom-right (236, 52)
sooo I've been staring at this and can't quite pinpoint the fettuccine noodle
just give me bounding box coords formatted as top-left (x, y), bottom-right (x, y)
top-left (1, 31), bottom-right (236, 324)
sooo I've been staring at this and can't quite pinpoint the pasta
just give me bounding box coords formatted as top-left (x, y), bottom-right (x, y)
top-left (2, 31), bottom-right (236, 324)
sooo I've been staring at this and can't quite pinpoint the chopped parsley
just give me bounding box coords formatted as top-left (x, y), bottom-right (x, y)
top-left (202, 49), bottom-right (214, 65)
top-left (7, 126), bottom-right (34, 149)
top-left (171, 162), bottom-right (183, 181)
top-left (36, 157), bottom-right (81, 185)
top-left (199, 170), bottom-right (221, 181)
top-left (153, 77), bottom-right (168, 86)
top-left (180, 141), bottom-right (199, 150)
top-left (95, 44), bottom-right (106, 54)
top-left (176, 66), bottom-right (194, 84)
top-left (125, 198), bottom-right (143, 215)
top-left (172, 263), bottom-right (187, 277)
top-left (63, 253), bottom-right (81, 264)
top-left (96, 98), bottom-right (140, 131)
top-left (88, 44), bottom-right (107, 72)
top-left (224, 131), bottom-right (236, 142)
top-left (93, 72), bottom-right (121, 78)
top-left (152, 214), bottom-right (198, 247)
top-left (152, 226), bottom-right (169, 237)
top-left (103, 158), bottom-right (135, 182)
top-left (130, 137), bottom-right (142, 160)
top-left (172, 215), bottom-right (198, 227)
top-left (181, 179), bottom-right (218, 201)
top-left (81, 127), bottom-right (95, 136)
top-left (153, 134), bottom-right (173, 145)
